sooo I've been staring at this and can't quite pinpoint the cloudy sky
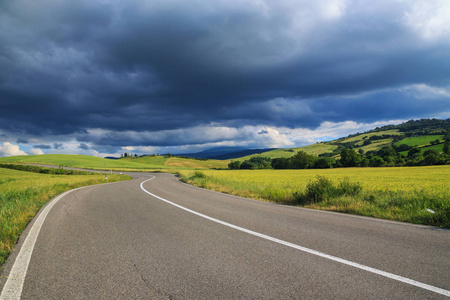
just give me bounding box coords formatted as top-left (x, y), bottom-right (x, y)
top-left (1, 0), bottom-right (450, 157)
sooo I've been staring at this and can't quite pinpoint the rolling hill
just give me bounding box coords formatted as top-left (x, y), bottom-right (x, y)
top-left (232, 119), bottom-right (449, 161)
top-left (0, 154), bottom-right (230, 170)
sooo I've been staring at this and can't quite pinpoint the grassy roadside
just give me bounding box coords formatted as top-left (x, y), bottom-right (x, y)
top-left (0, 167), bottom-right (132, 267)
top-left (178, 166), bottom-right (450, 228)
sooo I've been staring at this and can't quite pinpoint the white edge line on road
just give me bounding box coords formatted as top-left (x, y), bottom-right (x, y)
top-left (0, 181), bottom-right (123, 300)
top-left (141, 176), bottom-right (450, 297)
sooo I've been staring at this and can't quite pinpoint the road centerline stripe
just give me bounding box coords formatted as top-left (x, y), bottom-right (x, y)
top-left (140, 176), bottom-right (450, 297)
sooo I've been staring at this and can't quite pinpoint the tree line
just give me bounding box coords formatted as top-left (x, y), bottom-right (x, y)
top-left (229, 142), bottom-right (450, 170)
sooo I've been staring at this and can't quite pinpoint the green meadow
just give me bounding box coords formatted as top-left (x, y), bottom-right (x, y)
top-left (0, 154), bottom-right (229, 171)
top-left (178, 166), bottom-right (450, 228)
top-left (394, 135), bottom-right (444, 147)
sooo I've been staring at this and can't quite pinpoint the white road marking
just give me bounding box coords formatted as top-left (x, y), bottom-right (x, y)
top-left (141, 176), bottom-right (450, 297)
top-left (0, 189), bottom-right (75, 299)
top-left (0, 181), bottom-right (120, 300)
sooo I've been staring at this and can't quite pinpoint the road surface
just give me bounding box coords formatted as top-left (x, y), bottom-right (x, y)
top-left (1, 173), bottom-right (449, 299)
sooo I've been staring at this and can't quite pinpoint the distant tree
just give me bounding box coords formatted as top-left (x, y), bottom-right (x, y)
top-left (313, 157), bottom-right (335, 169)
top-left (407, 147), bottom-right (421, 158)
top-left (369, 157), bottom-right (385, 167)
top-left (360, 158), bottom-right (369, 167)
top-left (228, 161), bottom-right (242, 170)
top-left (240, 160), bottom-right (256, 169)
top-left (239, 157), bottom-right (272, 169)
top-left (444, 130), bottom-right (450, 142)
top-left (248, 157), bottom-right (272, 169)
top-left (377, 146), bottom-right (396, 159)
top-left (422, 153), bottom-right (439, 166)
top-left (423, 149), bottom-right (439, 157)
top-left (290, 151), bottom-right (316, 169)
top-left (272, 157), bottom-right (290, 169)
top-left (339, 149), bottom-right (361, 167)
top-left (396, 144), bottom-right (411, 152)
top-left (444, 142), bottom-right (450, 155)
top-left (430, 139), bottom-right (440, 145)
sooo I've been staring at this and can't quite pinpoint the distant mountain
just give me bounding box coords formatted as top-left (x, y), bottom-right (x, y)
top-left (176, 147), bottom-right (277, 160)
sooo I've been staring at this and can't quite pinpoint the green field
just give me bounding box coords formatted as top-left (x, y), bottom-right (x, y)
top-left (178, 166), bottom-right (450, 227)
top-left (164, 157), bottom-right (230, 169)
top-left (235, 143), bottom-right (338, 161)
top-left (0, 167), bottom-right (131, 266)
top-left (0, 154), bottom-right (229, 171)
top-left (394, 135), bottom-right (444, 147)
top-left (0, 154), bottom-right (154, 170)
top-left (345, 129), bottom-right (402, 143)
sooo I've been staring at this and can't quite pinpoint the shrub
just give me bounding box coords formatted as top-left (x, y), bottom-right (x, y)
top-left (191, 171), bottom-right (207, 179)
top-left (294, 176), bottom-right (362, 205)
top-left (338, 177), bottom-right (363, 196)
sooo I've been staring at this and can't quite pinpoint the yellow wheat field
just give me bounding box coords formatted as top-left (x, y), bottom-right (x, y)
top-left (179, 165), bottom-right (450, 194)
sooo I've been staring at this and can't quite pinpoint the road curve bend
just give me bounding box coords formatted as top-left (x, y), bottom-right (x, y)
top-left (1, 173), bottom-right (449, 299)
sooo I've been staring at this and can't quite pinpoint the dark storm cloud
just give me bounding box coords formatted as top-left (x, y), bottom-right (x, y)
top-left (78, 143), bottom-right (90, 150)
top-left (33, 144), bottom-right (52, 149)
top-left (53, 143), bottom-right (64, 149)
top-left (17, 139), bottom-right (28, 144)
top-left (1, 0), bottom-right (450, 149)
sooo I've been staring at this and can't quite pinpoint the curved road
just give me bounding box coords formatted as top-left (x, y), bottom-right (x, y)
top-left (1, 173), bottom-right (449, 299)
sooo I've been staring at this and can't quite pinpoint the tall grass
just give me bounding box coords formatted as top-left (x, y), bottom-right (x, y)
top-left (0, 168), bottom-right (131, 266)
top-left (178, 166), bottom-right (450, 227)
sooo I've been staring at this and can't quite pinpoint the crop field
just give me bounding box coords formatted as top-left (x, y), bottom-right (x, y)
top-left (0, 167), bottom-right (131, 266)
top-left (164, 157), bottom-right (230, 169)
top-left (0, 154), bottom-right (155, 170)
top-left (178, 165), bottom-right (450, 227)
top-left (0, 154), bottom-right (228, 171)
top-left (356, 139), bottom-right (393, 152)
top-left (121, 155), bottom-right (170, 166)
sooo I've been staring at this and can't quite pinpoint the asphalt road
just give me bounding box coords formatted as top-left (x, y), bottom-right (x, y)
top-left (1, 173), bottom-right (449, 299)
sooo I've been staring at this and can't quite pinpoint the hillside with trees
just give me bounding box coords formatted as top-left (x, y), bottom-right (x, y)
top-left (229, 119), bottom-right (450, 170)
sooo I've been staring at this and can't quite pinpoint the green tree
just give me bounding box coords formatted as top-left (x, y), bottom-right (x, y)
top-left (290, 151), bottom-right (316, 169)
top-left (423, 149), bottom-right (439, 157)
top-left (339, 149), bottom-right (361, 167)
top-left (272, 157), bottom-right (290, 169)
top-left (369, 157), bottom-right (385, 167)
top-left (228, 161), bottom-right (242, 170)
top-left (314, 157), bottom-right (335, 169)
top-left (240, 160), bottom-right (256, 169)
top-left (408, 147), bottom-right (421, 158)
top-left (444, 142), bottom-right (450, 155)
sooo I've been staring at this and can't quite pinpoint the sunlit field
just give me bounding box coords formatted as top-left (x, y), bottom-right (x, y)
top-left (0, 154), bottom-right (228, 171)
top-left (178, 166), bottom-right (450, 227)
top-left (0, 167), bottom-right (131, 266)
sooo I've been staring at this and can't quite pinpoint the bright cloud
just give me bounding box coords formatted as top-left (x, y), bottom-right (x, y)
top-left (28, 148), bottom-right (44, 155)
top-left (0, 142), bottom-right (28, 157)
